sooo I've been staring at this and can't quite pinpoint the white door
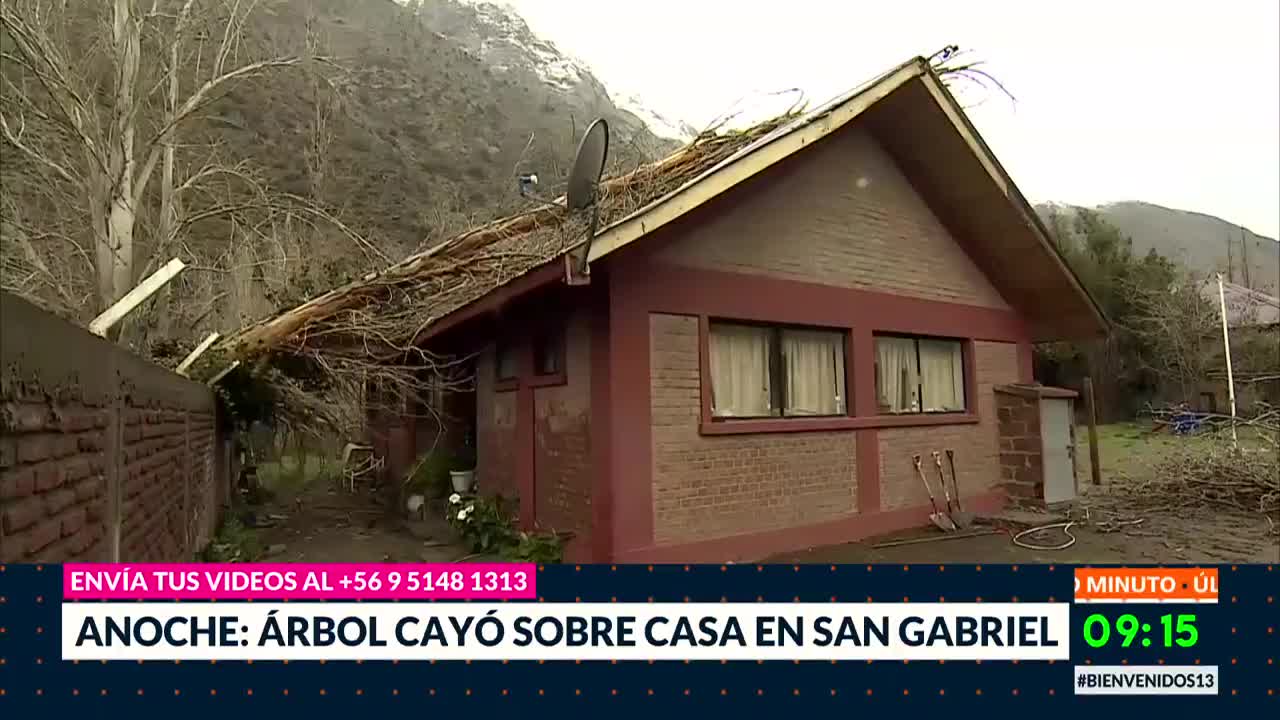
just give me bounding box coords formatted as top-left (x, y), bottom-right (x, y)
top-left (1040, 398), bottom-right (1075, 504)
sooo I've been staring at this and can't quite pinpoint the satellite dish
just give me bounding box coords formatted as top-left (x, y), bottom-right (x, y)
top-left (567, 118), bottom-right (609, 212)
top-left (565, 119), bottom-right (609, 278)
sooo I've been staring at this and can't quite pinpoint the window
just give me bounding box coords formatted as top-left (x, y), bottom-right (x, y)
top-left (495, 340), bottom-right (518, 381)
top-left (533, 325), bottom-right (565, 376)
top-left (874, 335), bottom-right (965, 414)
top-left (709, 322), bottom-right (846, 418)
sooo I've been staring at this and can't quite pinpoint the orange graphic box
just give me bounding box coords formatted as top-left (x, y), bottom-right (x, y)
top-left (1074, 568), bottom-right (1219, 603)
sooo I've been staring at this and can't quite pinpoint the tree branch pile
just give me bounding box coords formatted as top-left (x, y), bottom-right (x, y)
top-left (1102, 407), bottom-right (1280, 531)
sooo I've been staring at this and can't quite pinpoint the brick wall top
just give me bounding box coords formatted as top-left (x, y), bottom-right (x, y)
top-left (1, 292), bottom-right (214, 411)
top-left (994, 383), bottom-right (1078, 400)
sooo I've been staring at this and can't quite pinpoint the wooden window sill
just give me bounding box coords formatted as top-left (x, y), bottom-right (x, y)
top-left (699, 413), bottom-right (979, 435)
top-left (527, 372), bottom-right (567, 388)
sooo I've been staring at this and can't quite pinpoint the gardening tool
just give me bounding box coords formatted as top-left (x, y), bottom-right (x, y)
top-left (931, 451), bottom-right (967, 530)
top-left (913, 454), bottom-right (956, 532)
top-left (943, 449), bottom-right (975, 528)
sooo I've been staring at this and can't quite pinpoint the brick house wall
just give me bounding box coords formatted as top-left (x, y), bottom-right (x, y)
top-left (877, 341), bottom-right (1020, 510)
top-left (598, 119), bottom-right (1032, 560)
top-left (532, 309), bottom-right (592, 546)
top-left (0, 294), bottom-right (227, 563)
top-left (475, 347), bottom-right (518, 499)
top-left (656, 125), bottom-right (1010, 311)
top-left (472, 303), bottom-right (593, 557)
top-left (649, 313), bottom-right (857, 545)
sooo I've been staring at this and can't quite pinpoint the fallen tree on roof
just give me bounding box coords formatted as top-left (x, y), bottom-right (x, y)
top-left (208, 49), bottom-right (1002, 436)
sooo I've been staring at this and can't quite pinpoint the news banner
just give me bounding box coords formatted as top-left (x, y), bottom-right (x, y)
top-left (0, 563), bottom-right (1275, 711)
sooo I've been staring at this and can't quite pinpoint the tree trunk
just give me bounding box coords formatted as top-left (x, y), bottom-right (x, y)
top-left (99, 0), bottom-right (141, 328)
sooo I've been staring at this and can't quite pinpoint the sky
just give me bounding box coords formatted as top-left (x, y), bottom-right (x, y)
top-left (501, 0), bottom-right (1280, 239)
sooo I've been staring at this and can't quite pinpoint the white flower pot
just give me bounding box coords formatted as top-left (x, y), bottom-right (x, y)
top-left (449, 470), bottom-right (475, 493)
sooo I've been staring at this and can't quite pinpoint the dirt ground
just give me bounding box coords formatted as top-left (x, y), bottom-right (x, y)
top-left (247, 468), bottom-right (472, 564)
top-left (239, 421), bottom-right (1276, 566)
top-left (769, 506), bottom-right (1278, 565)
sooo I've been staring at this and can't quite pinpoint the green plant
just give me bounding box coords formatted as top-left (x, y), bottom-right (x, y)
top-left (500, 531), bottom-right (564, 563)
top-left (407, 449), bottom-right (455, 498)
top-left (447, 493), bottom-right (513, 554)
top-left (199, 515), bottom-right (262, 562)
top-left (445, 493), bottom-right (563, 562)
top-left (453, 443), bottom-right (476, 471)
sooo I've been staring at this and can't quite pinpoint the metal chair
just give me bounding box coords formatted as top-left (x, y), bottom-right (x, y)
top-left (340, 443), bottom-right (383, 494)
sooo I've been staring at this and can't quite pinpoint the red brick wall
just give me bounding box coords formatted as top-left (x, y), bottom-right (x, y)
top-left (1, 399), bottom-right (110, 561)
top-left (995, 388), bottom-right (1046, 504)
top-left (877, 341), bottom-right (1019, 510)
top-left (648, 314), bottom-right (857, 545)
top-left (533, 309), bottom-right (592, 548)
top-left (656, 125), bottom-right (1010, 310)
top-left (475, 346), bottom-right (518, 499)
top-left (0, 294), bottom-right (226, 563)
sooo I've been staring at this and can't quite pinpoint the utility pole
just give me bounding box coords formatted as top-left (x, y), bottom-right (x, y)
top-left (1225, 231), bottom-right (1234, 283)
top-left (1240, 227), bottom-right (1251, 289)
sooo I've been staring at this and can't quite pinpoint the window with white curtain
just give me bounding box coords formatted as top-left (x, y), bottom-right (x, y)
top-left (874, 335), bottom-right (965, 413)
top-left (709, 322), bottom-right (846, 418)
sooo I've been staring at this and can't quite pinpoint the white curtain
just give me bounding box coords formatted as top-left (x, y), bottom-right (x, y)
top-left (783, 329), bottom-right (845, 415)
top-left (875, 336), bottom-right (919, 413)
top-left (920, 339), bottom-right (965, 411)
top-left (710, 325), bottom-right (772, 416)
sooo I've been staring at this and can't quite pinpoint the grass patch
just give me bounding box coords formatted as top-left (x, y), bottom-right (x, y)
top-left (1081, 420), bottom-right (1274, 481)
top-left (256, 453), bottom-right (337, 494)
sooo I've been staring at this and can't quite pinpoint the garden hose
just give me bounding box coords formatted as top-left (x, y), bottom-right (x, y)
top-left (1012, 521), bottom-right (1077, 551)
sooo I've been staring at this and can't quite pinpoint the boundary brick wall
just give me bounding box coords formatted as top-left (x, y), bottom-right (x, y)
top-left (0, 293), bottom-right (229, 562)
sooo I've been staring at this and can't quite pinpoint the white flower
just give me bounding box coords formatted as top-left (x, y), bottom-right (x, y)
top-left (456, 509), bottom-right (469, 521)
top-left (465, 504), bottom-right (475, 514)
top-left (448, 493), bottom-right (462, 505)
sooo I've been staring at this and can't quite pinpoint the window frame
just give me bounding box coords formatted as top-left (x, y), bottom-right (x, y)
top-left (707, 319), bottom-right (850, 421)
top-left (873, 332), bottom-right (968, 415)
top-left (494, 338), bottom-right (519, 385)
top-left (532, 322), bottom-right (566, 377)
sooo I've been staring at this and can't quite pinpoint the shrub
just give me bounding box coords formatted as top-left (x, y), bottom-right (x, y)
top-left (200, 515), bottom-right (262, 562)
top-left (446, 493), bottom-right (563, 562)
top-left (407, 449), bottom-right (454, 499)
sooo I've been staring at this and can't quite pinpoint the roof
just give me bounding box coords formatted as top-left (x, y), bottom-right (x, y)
top-left (226, 56), bottom-right (1107, 362)
top-left (1203, 279), bottom-right (1280, 327)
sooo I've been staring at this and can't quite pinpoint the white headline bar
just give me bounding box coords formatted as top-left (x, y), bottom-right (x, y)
top-left (62, 602), bottom-right (1070, 661)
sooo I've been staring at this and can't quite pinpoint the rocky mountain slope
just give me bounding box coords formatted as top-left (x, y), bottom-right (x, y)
top-left (239, 0), bottom-right (677, 253)
top-left (1, 0), bottom-right (680, 336)
top-left (1038, 201), bottom-right (1279, 294)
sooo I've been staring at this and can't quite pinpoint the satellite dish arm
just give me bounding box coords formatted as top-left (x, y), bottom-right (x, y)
top-left (580, 201), bottom-right (599, 274)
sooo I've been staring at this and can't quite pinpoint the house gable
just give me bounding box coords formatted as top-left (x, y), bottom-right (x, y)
top-left (654, 124), bottom-right (1010, 310)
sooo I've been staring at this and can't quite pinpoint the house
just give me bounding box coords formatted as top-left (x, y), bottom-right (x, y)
top-left (231, 57), bottom-right (1106, 562)
top-left (1192, 279), bottom-right (1280, 412)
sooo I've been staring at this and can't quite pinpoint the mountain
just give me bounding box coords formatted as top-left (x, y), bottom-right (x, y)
top-left (236, 0), bottom-right (679, 254)
top-left (0, 0), bottom-right (681, 338)
top-left (1036, 201), bottom-right (1279, 294)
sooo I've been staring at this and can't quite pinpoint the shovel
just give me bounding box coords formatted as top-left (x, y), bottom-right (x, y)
top-left (914, 454), bottom-right (956, 532)
top-left (932, 451), bottom-right (968, 530)
top-left (945, 449), bottom-right (976, 528)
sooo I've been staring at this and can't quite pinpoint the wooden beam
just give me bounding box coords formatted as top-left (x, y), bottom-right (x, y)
top-left (176, 331), bottom-right (220, 376)
top-left (207, 360), bottom-right (240, 387)
top-left (89, 258), bottom-right (187, 337)
top-left (1083, 376), bottom-right (1101, 486)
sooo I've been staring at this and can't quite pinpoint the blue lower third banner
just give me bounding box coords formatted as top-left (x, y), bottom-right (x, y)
top-left (1, 563), bottom-right (1276, 712)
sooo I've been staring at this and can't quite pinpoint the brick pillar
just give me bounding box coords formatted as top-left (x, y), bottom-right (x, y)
top-left (995, 385), bottom-right (1044, 507)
